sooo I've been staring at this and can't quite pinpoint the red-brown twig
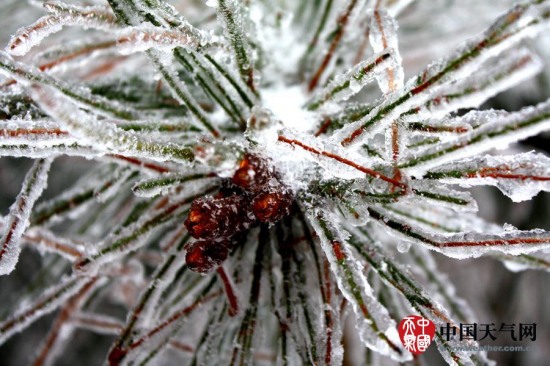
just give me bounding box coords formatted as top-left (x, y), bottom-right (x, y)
top-left (109, 154), bottom-right (172, 174)
top-left (217, 266), bottom-right (240, 316)
top-left (308, 0), bottom-right (359, 91)
top-left (278, 135), bottom-right (406, 188)
top-left (33, 278), bottom-right (98, 366)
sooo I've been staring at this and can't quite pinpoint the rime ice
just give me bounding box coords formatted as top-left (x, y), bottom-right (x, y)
top-left (0, 158), bottom-right (52, 276)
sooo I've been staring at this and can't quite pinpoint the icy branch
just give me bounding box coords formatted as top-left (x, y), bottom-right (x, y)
top-left (7, 2), bottom-right (118, 56)
top-left (336, 0), bottom-right (550, 147)
top-left (30, 84), bottom-right (194, 164)
top-left (423, 152), bottom-right (550, 202)
top-left (0, 158), bottom-right (52, 275)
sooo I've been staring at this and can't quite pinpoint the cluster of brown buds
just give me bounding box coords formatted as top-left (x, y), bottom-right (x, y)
top-left (184, 153), bottom-right (293, 273)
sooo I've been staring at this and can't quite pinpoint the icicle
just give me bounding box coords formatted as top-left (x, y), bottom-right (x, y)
top-left (306, 0), bottom-right (366, 91)
top-left (368, 205), bottom-right (550, 259)
top-left (400, 201), bottom-right (500, 234)
top-left (424, 152), bottom-right (550, 202)
top-left (382, 118), bottom-right (406, 162)
top-left (0, 158), bottom-right (52, 276)
top-left (497, 252), bottom-right (550, 272)
top-left (332, 88), bottom-right (417, 148)
top-left (314, 256), bottom-right (345, 366)
top-left (368, 8), bottom-right (404, 94)
top-left (298, 0), bottom-right (336, 77)
top-left (407, 1), bottom-right (550, 97)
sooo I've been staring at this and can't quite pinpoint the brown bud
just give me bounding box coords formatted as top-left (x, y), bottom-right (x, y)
top-left (184, 195), bottom-right (253, 239)
top-left (232, 154), bottom-right (271, 194)
top-left (216, 178), bottom-right (245, 198)
top-left (185, 239), bottom-right (231, 273)
top-left (252, 189), bottom-right (292, 223)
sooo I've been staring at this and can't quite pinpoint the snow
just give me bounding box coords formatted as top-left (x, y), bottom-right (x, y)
top-left (261, 84), bottom-right (316, 132)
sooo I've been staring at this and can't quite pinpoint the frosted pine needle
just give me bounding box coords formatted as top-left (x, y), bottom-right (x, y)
top-left (0, 0), bottom-right (550, 365)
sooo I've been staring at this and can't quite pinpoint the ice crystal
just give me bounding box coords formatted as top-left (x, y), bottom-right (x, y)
top-left (0, 0), bottom-right (549, 365)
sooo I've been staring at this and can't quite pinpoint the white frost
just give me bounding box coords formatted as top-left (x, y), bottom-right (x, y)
top-left (425, 152), bottom-right (550, 202)
top-left (0, 158), bottom-right (52, 276)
